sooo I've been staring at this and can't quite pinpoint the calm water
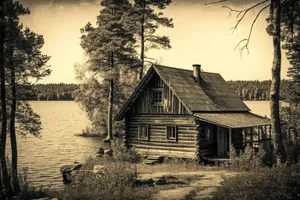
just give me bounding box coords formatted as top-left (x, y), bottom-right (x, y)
top-left (6, 101), bottom-right (271, 188)
top-left (7, 101), bottom-right (102, 189)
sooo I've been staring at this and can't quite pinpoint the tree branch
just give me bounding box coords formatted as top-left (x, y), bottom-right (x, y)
top-left (234, 4), bottom-right (270, 57)
top-left (222, 0), bottom-right (269, 34)
top-left (205, 0), bottom-right (229, 5)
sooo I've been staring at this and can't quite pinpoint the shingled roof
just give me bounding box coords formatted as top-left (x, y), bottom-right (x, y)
top-left (115, 64), bottom-right (251, 121)
top-left (153, 65), bottom-right (250, 112)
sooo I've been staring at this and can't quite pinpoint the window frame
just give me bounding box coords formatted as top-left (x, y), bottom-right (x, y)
top-left (152, 88), bottom-right (164, 106)
top-left (138, 125), bottom-right (150, 141)
top-left (166, 125), bottom-right (178, 142)
top-left (205, 125), bottom-right (213, 140)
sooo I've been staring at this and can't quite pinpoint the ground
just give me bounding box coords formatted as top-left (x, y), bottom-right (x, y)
top-left (138, 170), bottom-right (238, 200)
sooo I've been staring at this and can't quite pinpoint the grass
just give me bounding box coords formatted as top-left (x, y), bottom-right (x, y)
top-left (212, 164), bottom-right (300, 200)
top-left (138, 158), bottom-right (219, 174)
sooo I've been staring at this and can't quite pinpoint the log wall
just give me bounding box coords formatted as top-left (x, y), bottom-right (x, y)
top-left (125, 115), bottom-right (197, 158)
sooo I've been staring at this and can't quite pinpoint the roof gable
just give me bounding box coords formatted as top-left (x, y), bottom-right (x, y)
top-left (153, 65), bottom-right (249, 112)
top-left (115, 64), bottom-right (249, 120)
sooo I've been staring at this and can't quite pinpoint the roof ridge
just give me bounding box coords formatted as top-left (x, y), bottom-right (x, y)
top-left (153, 64), bottom-right (220, 75)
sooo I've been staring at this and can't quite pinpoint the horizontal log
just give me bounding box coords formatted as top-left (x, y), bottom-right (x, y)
top-left (129, 115), bottom-right (193, 119)
top-left (128, 122), bottom-right (196, 126)
top-left (130, 144), bottom-right (196, 152)
top-left (135, 149), bottom-right (196, 159)
top-left (130, 141), bottom-right (195, 148)
top-left (128, 134), bottom-right (195, 141)
top-left (130, 139), bottom-right (196, 146)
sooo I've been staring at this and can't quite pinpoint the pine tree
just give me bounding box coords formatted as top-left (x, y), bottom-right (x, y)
top-left (0, 0), bottom-right (13, 196)
top-left (131, 0), bottom-right (174, 80)
top-left (3, 0), bottom-right (50, 194)
top-left (79, 0), bottom-right (137, 142)
top-left (281, 1), bottom-right (300, 107)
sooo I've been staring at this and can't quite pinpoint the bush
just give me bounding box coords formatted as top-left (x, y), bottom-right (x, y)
top-left (111, 140), bottom-right (141, 163)
top-left (56, 162), bottom-right (148, 200)
top-left (213, 164), bottom-right (300, 200)
top-left (225, 145), bottom-right (266, 171)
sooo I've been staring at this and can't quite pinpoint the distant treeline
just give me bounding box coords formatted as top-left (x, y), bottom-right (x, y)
top-left (228, 80), bottom-right (290, 101)
top-left (27, 83), bottom-right (78, 101)
top-left (26, 81), bottom-right (290, 101)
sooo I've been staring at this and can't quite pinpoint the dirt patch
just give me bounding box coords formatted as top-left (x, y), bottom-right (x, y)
top-left (139, 171), bottom-right (238, 200)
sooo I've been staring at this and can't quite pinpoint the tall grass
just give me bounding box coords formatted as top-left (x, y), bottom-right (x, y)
top-left (213, 164), bottom-right (300, 200)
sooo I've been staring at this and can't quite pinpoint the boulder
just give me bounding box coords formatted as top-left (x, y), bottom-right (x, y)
top-left (97, 147), bottom-right (105, 155)
top-left (60, 162), bottom-right (83, 184)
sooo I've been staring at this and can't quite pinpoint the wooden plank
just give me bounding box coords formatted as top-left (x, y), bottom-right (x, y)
top-left (136, 149), bottom-right (196, 159)
top-left (129, 141), bottom-right (195, 148)
top-left (131, 144), bottom-right (196, 152)
top-left (130, 139), bottom-right (195, 144)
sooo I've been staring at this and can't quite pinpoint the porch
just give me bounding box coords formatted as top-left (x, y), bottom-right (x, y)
top-left (194, 112), bottom-right (272, 161)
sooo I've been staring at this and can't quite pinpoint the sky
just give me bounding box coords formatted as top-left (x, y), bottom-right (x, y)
top-left (19, 0), bottom-right (290, 83)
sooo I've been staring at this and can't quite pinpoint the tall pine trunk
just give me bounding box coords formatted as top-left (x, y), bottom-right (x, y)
top-left (139, 0), bottom-right (145, 80)
top-left (105, 52), bottom-right (114, 142)
top-left (7, 0), bottom-right (20, 192)
top-left (270, 0), bottom-right (286, 165)
top-left (0, 0), bottom-right (12, 196)
top-left (10, 65), bottom-right (20, 193)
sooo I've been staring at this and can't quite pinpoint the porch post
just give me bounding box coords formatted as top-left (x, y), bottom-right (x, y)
top-left (229, 128), bottom-right (232, 159)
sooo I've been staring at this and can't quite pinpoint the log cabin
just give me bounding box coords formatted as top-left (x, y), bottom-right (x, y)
top-left (115, 64), bottom-right (272, 161)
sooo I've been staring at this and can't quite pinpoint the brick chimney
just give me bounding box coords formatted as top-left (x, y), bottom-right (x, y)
top-left (193, 64), bottom-right (201, 81)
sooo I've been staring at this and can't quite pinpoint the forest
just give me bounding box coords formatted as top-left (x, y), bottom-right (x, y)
top-left (26, 83), bottom-right (78, 100)
top-left (27, 80), bottom-right (290, 101)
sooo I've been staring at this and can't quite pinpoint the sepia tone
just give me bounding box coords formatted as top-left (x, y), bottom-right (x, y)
top-left (0, 0), bottom-right (299, 200)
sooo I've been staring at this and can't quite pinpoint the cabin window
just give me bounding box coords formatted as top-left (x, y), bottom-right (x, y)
top-left (153, 88), bottom-right (163, 106)
top-left (138, 125), bottom-right (150, 140)
top-left (205, 125), bottom-right (213, 140)
top-left (166, 126), bottom-right (177, 141)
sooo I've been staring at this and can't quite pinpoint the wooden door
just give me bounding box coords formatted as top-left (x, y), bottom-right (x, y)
top-left (217, 127), bottom-right (228, 157)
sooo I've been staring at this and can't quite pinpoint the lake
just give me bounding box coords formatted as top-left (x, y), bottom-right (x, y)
top-left (6, 100), bottom-right (271, 188)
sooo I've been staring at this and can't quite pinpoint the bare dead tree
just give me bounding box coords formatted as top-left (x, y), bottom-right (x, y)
top-left (206, 0), bottom-right (291, 164)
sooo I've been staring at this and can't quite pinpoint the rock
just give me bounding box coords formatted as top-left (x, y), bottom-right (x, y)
top-left (93, 165), bottom-right (105, 175)
top-left (135, 178), bottom-right (154, 186)
top-left (97, 147), bottom-right (105, 155)
top-left (104, 149), bottom-right (113, 156)
top-left (60, 162), bottom-right (83, 184)
top-left (31, 198), bottom-right (58, 200)
top-left (60, 162), bottom-right (83, 174)
top-left (71, 162), bottom-right (83, 171)
top-left (102, 138), bottom-right (111, 143)
top-left (153, 177), bottom-right (167, 186)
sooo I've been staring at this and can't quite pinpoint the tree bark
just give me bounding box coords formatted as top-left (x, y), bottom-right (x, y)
top-left (7, 0), bottom-right (20, 192)
top-left (0, 0), bottom-right (13, 196)
top-left (270, 0), bottom-right (286, 165)
top-left (139, 0), bottom-right (146, 80)
top-left (10, 64), bottom-right (20, 193)
top-left (105, 52), bottom-right (114, 142)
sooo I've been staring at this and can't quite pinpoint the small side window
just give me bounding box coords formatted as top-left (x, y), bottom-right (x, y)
top-left (138, 125), bottom-right (150, 140)
top-left (205, 125), bottom-right (213, 140)
top-left (166, 126), bottom-right (177, 141)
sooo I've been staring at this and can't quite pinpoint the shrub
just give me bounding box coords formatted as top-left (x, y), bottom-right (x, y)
top-left (56, 162), bottom-right (145, 200)
top-left (111, 139), bottom-right (141, 163)
top-left (213, 164), bottom-right (300, 200)
top-left (226, 145), bottom-right (266, 171)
